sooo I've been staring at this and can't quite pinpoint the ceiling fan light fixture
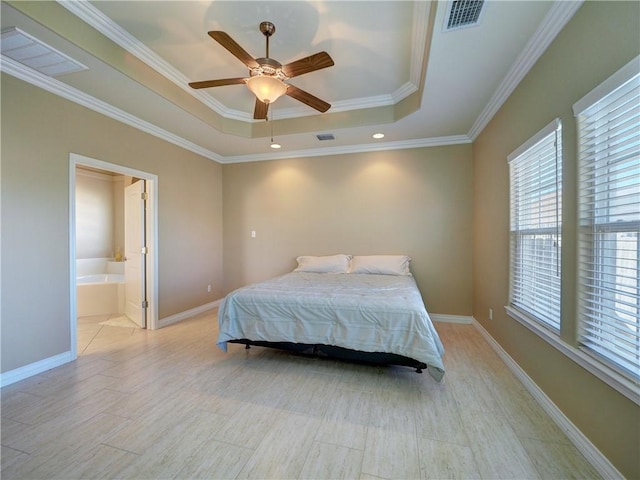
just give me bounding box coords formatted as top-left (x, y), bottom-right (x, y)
top-left (246, 75), bottom-right (287, 104)
top-left (190, 22), bottom-right (333, 119)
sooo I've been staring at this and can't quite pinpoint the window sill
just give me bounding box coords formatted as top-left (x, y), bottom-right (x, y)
top-left (505, 306), bottom-right (640, 406)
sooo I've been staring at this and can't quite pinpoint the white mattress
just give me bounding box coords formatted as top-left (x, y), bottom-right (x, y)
top-left (217, 272), bottom-right (445, 381)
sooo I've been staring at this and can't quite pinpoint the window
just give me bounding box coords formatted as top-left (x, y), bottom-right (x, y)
top-left (508, 119), bottom-right (562, 331)
top-left (574, 61), bottom-right (640, 381)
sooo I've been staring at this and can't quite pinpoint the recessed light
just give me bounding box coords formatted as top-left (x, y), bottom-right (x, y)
top-left (270, 142), bottom-right (282, 149)
top-left (372, 133), bottom-right (385, 139)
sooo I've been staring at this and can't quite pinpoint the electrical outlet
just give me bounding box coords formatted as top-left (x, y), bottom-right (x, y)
top-left (489, 308), bottom-right (493, 320)
top-left (207, 284), bottom-right (211, 293)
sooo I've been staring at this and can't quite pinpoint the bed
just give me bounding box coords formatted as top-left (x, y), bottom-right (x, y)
top-left (216, 255), bottom-right (445, 381)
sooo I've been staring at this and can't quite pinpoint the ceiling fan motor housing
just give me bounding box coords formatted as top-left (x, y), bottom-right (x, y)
top-left (251, 57), bottom-right (288, 80)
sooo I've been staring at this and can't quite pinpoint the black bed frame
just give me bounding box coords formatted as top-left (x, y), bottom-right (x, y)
top-left (229, 339), bottom-right (428, 373)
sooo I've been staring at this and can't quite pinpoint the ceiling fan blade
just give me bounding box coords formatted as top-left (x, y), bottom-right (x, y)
top-left (188, 78), bottom-right (246, 89)
top-left (282, 52), bottom-right (334, 78)
top-left (285, 84), bottom-right (331, 113)
top-left (253, 99), bottom-right (268, 120)
top-left (208, 31), bottom-right (259, 69)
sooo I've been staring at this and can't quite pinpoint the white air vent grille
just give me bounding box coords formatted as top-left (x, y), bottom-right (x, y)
top-left (444, 0), bottom-right (485, 31)
top-left (1, 27), bottom-right (88, 77)
top-left (316, 133), bottom-right (335, 141)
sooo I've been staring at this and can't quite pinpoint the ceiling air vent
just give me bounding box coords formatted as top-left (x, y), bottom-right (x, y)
top-left (444, 0), bottom-right (485, 31)
top-left (316, 133), bottom-right (335, 141)
top-left (1, 27), bottom-right (88, 77)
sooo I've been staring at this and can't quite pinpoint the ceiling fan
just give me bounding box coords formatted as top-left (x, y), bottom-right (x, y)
top-left (189, 21), bottom-right (334, 120)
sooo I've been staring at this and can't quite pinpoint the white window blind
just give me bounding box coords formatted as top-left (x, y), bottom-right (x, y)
top-left (508, 119), bottom-right (562, 331)
top-left (575, 59), bottom-right (640, 381)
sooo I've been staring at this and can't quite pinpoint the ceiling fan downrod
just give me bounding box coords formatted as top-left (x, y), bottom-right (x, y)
top-left (259, 21), bottom-right (276, 58)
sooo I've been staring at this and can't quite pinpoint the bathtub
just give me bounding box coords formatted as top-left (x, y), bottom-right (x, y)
top-left (76, 259), bottom-right (125, 317)
top-left (78, 274), bottom-right (124, 284)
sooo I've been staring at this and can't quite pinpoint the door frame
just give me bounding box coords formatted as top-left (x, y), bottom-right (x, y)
top-left (69, 153), bottom-right (159, 359)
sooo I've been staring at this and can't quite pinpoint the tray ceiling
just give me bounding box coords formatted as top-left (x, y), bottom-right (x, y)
top-left (0, 1), bottom-right (582, 163)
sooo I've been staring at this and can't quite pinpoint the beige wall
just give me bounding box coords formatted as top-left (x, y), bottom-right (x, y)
top-left (2, 1), bottom-right (637, 475)
top-left (1, 74), bottom-right (224, 373)
top-left (222, 145), bottom-right (473, 315)
top-left (472, 2), bottom-right (639, 478)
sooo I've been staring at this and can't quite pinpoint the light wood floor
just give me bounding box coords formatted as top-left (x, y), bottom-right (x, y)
top-left (2, 310), bottom-right (600, 479)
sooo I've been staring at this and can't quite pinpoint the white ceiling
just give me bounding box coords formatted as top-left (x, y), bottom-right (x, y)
top-left (0, 1), bottom-right (583, 163)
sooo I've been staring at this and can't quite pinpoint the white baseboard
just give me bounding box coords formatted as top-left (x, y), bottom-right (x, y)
top-left (0, 351), bottom-right (73, 388)
top-left (1, 300), bottom-right (222, 387)
top-left (472, 318), bottom-right (623, 480)
top-left (430, 313), bottom-right (473, 324)
top-left (158, 299), bottom-right (221, 329)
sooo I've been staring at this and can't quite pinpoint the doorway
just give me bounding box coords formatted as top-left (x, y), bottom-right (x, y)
top-left (69, 153), bottom-right (158, 360)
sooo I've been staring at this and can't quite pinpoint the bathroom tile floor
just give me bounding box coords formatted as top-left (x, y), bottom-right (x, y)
top-left (77, 313), bottom-right (140, 355)
top-left (2, 310), bottom-right (601, 479)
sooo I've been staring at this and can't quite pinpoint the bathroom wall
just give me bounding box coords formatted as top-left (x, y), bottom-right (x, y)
top-left (75, 168), bottom-right (125, 260)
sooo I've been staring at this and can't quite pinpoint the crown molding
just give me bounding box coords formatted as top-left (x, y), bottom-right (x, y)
top-left (391, 82), bottom-right (420, 104)
top-left (58, 0), bottom-right (581, 141)
top-left (3, 55), bottom-right (471, 164)
top-left (220, 134), bottom-right (471, 164)
top-left (263, 80), bottom-right (417, 119)
top-left (467, 0), bottom-right (584, 140)
top-left (7, 0), bottom-right (582, 163)
top-left (56, 0), bottom-right (236, 117)
top-left (57, 0), bottom-right (426, 123)
top-left (6, 0), bottom-right (578, 165)
top-left (1, 55), bottom-right (223, 162)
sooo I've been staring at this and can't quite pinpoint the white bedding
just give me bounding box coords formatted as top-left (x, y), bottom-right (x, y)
top-left (217, 272), bottom-right (445, 381)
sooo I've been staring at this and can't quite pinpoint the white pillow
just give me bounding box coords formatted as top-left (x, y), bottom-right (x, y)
top-left (349, 255), bottom-right (412, 276)
top-left (294, 254), bottom-right (352, 274)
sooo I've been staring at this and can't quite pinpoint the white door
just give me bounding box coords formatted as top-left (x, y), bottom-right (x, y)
top-left (124, 180), bottom-right (146, 328)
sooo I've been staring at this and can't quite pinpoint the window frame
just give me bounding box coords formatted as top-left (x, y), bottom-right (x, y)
top-left (503, 57), bottom-right (640, 406)
top-left (574, 56), bottom-right (640, 384)
top-left (507, 118), bottom-right (563, 334)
